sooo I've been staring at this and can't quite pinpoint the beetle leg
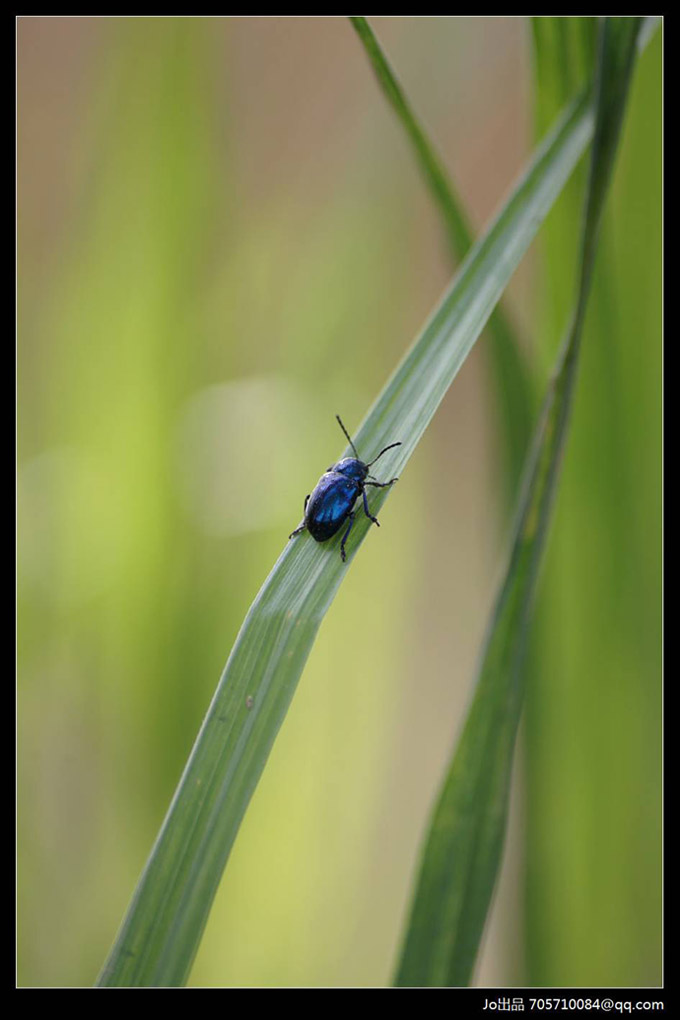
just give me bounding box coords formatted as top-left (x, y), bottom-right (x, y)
top-left (364, 478), bottom-right (398, 488)
top-left (289, 495), bottom-right (311, 541)
top-left (340, 510), bottom-right (355, 562)
top-left (361, 486), bottom-right (380, 527)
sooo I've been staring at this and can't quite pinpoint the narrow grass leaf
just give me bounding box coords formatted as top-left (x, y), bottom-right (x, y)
top-left (98, 89), bottom-right (597, 987)
top-left (350, 15), bottom-right (477, 265)
top-left (350, 15), bottom-right (533, 497)
top-left (393, 16), bottom-right (644, 989)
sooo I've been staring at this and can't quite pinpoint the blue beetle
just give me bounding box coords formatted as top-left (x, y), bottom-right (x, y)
top-left (288, 415), bottom-right (401, 562)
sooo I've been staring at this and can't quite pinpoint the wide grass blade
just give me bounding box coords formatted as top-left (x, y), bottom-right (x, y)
top-left (393, 17), bottom-right (644, 989)
top-left (525, 16), bottom-right (662, 985)
top-left (350, 16), bottom-right (533, 497)
top-left (97, 85), bottom-right (597, 987)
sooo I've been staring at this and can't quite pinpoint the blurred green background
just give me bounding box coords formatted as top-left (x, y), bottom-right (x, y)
top-left (17, 17), bottom-right (661, 987)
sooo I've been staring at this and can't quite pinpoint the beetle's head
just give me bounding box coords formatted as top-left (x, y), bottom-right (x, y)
top-left (330, 457), bottom-right (368, 482)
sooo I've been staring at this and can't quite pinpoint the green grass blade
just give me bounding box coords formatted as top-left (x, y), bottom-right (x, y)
top-left (531, 17), bottom-right (598, 136)
top-left (393, 17), bottom-right (644, 988)
top-left (350, 15), bottom-right (533, 497)
top-left (526, 16), bottom-right (661, 984)
top-left (97, 90), bottom-right (596, 987)
top-left (349, 16), bottom-right (476, 265)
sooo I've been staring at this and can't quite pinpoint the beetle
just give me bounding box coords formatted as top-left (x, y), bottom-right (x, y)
top-left (288, 415), bottom-right (401, 562)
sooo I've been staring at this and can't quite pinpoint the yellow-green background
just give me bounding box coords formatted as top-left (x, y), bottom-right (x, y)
top-left (17, 17), bottom-right (661, 987)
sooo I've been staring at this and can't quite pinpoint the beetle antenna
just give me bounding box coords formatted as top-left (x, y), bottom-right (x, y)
top-left (336, 415), bottom-right (360, 459)
top-left (367, 441), bottom-right (401, 467)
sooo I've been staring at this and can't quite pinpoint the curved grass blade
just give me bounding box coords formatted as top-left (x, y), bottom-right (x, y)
top-left (350, 15), bottom-right (532, 497)
top-left (526, 16), bottom-right (661, 985)
top-left (350, 15), bottom-right (477, 266)
top-left (393, 17), bottom-right (644, 988)
top-left (97, 90), bottom-right (597, 987)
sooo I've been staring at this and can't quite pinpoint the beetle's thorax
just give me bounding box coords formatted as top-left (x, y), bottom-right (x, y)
top-left (329, 457), bottom-right (368, 482)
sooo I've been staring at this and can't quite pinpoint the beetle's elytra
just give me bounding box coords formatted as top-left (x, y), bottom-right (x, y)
top-left (288, 415), bottom-right (401, 562)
